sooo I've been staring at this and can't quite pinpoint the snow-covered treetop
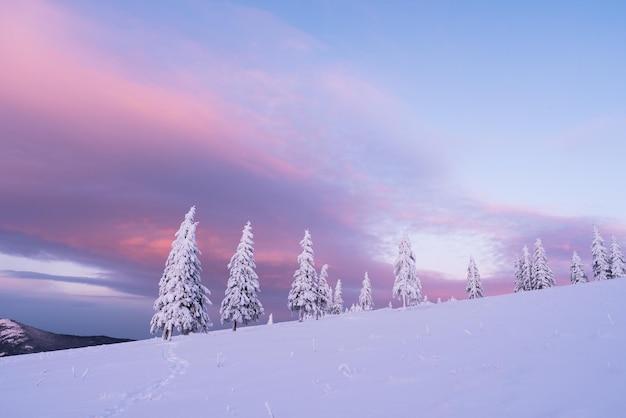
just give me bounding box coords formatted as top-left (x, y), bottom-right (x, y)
top-left (298, 229), bottom-right (314, 266)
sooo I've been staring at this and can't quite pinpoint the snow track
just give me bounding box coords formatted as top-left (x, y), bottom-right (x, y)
top-left (95, 341), bottom-right (188, 417)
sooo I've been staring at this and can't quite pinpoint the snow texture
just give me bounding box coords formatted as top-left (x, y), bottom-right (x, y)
top-left (219, 221), bottom-right (264, 330)
top-left (2, 280), bottom-right (626, 417)
top-left (150, 206), bottom-right (212, 340)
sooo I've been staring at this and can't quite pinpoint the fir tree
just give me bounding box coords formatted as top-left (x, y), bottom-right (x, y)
top-left (287, 229), bottom-right (318, 322)
top-left (392, 234), bottom-right (422, 308)
top-left (513, 254), bottom-right (523, 293)
top-left (466, 256), bottom-right (484, 299)
top-left (521, 245), bottom-right (533, 291)
top-left (316, 264), bottom-right (333, 317)
top-left (591, 226), bottom-right (609, 281)
top-left (331, 279), bottom-right (344, 314)
top-left (150, 206), bottom-right (212, 340)
top-left (358, 271), bottom-right (374, 311)
top-left (533, 238), bottom-right (555, 289)
top-left (349, 303), bottom-right (361, 312)
top-left (569, 251), bottom-right (588, 284)
top-left (608, 236), bottom-right (626, 279)
top-left (219, 221), bottom-right (264, 331)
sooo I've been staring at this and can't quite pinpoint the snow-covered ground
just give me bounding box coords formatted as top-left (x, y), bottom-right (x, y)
top-left (1, 279), bottom-right (624, 417)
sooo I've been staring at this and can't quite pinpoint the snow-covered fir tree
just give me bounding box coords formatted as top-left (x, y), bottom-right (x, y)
top-left (316, 264), bottom-right (333, 317)
top-left (466, 256), bottom-right (484, 299)
top-left (513, 254), bottom-right (523, 293)
top-left (150, 206), bottom-right (212, 340)
top-left (219, 221), bottom-right (264, 331)
top-left (287, 229), bottom-right (318, 322)
top-left (392, 234), bottom-right (422, 308)
top-left (533, 238), bottom-right (555, 289)
top-left (591, 226), bottom-right (610, 281)
top-left (521, 245), bottom-right (533, 291)
top-left (358, 271), bottom-right (374, 311)
top-left (569, 251), bottom-right (588, 284)
top-left (331, 279), bottom-right (344, 315)
top-left (608, 235), bottom-right (626, 279)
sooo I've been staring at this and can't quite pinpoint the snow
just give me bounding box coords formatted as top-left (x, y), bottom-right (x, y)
top-left (0, 318), bottom-right (27, 349)
top-left (1, 280), bottom-right (625, 417)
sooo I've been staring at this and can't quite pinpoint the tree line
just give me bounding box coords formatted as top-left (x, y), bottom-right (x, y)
top-left (149, 207), bottom-right (375, 340)
top-left (149, 207), bottom-right (625, 340)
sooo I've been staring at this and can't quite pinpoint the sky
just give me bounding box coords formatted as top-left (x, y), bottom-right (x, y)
top-left (1, 0), bottom-right (625, 340)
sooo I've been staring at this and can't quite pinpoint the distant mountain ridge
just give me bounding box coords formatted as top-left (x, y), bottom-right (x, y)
top-left (0, 319), bottom-right (133, 357)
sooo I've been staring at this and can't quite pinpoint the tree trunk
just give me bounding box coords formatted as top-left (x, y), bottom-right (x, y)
top-left (233, 320), bottom-right (237, 331)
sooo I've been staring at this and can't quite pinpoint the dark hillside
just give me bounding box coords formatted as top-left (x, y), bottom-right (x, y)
top-left (0, 318), bottom-right (132, 357)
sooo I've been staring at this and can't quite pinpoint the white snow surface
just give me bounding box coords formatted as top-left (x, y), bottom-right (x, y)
top-left (1, 280), bottom-right (625, 417)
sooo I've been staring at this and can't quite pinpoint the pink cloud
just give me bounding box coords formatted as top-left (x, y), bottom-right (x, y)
top-left (0, 1), bottom-right (317, 184)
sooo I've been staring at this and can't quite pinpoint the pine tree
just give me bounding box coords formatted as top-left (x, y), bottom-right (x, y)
top-left (287, 229), bottom-right (318, 322)
top-left (608, 236), bottom-right (626, 279)
top-left (591, 226), bottom-right (610, 281)
top-left (569, 251), bottom-right (588, 284)
top-left (466, 256), bottom-right (484, 299)
top-left (533, 238), bottom-right (555, 289)
top-left (219, 221), bottom-right (264, 331)
top-left (521, 245), bottom-right (533, 291)
top-left (150, 206), bottom-right (212, 340)
top-left (392, 234), bottom-right (422, 308)
top-left (316, 264), bottom-right (333, 317)
top-left (358, 271), bottom-right (374, 311)
top-left (513, 254), bottom-right (523, 293)
top-left (331, 279), bottom-right (344, 314)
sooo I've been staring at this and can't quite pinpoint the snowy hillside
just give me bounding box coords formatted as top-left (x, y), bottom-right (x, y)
top-left (1, 280), bottom-right (625, 417)
top-left (0, 319), bottom-right (132, 357)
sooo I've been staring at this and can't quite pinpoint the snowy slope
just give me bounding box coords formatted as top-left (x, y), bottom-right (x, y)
top-left (1, 280), bottom-right (625, 417)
